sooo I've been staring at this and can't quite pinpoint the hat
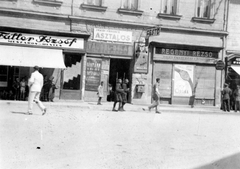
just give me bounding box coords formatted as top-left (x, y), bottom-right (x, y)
top-left (224, 83), bottom-right (229, 86)
top-left (33, 66), bottom-right (39, 71)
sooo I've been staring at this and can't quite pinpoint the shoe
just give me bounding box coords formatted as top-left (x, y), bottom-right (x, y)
top-left (42, 108), bottom-right (47, 116)
top-left (112, 109), bottom-right (118, 112)
top-left (118, 108), bottom-right (124, 112)
top-left (155, 111), bottom-right (161, 114)
top-left (142, 107), bottom-right (151, 112)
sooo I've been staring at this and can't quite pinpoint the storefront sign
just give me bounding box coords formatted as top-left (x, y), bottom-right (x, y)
top-left (0, 31), bottom-right (84, 49)
top-left (93, 28), bottom-right (132, 43)
top-left (156, 48), bottom-right (218, 58)
top-left (87, 41), bottom-right (133, 57)
top-left (85, 58), bottom-right (102, 91)
top-left (173, 64), bottom-right (194, 97)
top-left (154, 54), bottom-right (216, 64)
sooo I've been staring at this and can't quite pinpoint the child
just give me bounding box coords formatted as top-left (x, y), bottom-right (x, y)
top-left (97, 81), bottom-right (104, 105)
top-left (20, 78), bottom-right (26, 100)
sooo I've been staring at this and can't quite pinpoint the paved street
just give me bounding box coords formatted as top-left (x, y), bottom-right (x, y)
top-left (0, 101), bottom-right (240, 169)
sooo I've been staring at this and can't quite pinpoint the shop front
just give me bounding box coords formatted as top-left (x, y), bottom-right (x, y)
top-left (84, 41), bottom-right (133, 102)
top-left (147, 30), bottom-right (224, 106)
top-left (225, 53), bottom-right (240, 93)
top-left (0, 29), bottom-right (88, 101)
top-left (152, 45), bottom-right (220, 106)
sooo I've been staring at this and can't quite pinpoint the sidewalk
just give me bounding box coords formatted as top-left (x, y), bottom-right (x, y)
top-left (0, 99), bottom-right (226, 114)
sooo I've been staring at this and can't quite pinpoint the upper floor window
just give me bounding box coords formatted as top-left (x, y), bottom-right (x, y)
top-left (160, 0), bottom-right (179, 15)
top-left (196, 0), bottom-right (213, 19)
top-left (121, 0), bottom-right (139, 10)
top-left (84, 0), bottom-right (103, 6)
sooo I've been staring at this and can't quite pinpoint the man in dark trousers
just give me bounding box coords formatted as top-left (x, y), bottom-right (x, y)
top-left (222, 83), bottom-right (232, 112)
top-left (112, 79), bottom-right (125, 112)
top-left (121, 79), bottom-right (129, 111)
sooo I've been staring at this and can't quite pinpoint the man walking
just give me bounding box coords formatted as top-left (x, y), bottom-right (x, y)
top-left (27, 66), bottom-right (47, 115)
top-left (143, 78), bottom-right (161, 114)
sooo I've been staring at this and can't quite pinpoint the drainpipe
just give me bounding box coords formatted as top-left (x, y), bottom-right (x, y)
top-left (223, 0), bottom-right (230, 83)
top-left (70, 0), bottom-right (74, 32)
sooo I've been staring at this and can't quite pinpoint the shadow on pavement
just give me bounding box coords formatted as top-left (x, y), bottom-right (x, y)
top-left (11, 111), bottom-right (33, 115)
top-left (193, 152), bottom-right (240, 169)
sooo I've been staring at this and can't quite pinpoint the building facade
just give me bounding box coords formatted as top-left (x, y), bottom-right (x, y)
top-left (225, 0), bottom-right (240, 95)
top-left (0, 0), bottom-right (228, 106)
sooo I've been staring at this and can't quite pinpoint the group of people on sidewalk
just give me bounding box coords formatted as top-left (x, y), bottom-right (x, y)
top-left (221, 83), bottom-right (240, 112)
top-left (97, 77), bottom-right (162, 114)
top-left (97, 78), bottom-right (130, 112)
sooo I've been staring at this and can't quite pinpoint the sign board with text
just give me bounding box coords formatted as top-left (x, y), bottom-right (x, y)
top-left (85, 58), bottom-right (102, 91)
top-left (0, 31), bottom-right (84, 49)
top-left (93, 28), bottom-right (132, 43)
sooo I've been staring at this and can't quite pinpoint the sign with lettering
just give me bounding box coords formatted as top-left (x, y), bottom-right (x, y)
top-left (216, 60), bottom-right (225, 70)
top-left (87, 41), bottom-right (133, 57)
top-left (85, 58), bottom-right (102, 91)
top-left (146, 27), bottom-right (160, 37)
top-left (0, 31), bottom-right (84, 49)
top-left (93, 28), bottom-right (132, 43)
top-left (156, 48), bottom-right (218, 58)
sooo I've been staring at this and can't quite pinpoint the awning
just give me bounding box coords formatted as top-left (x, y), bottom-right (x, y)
top-left (231, 65), bottom-right (240, 75)
top-left (0, 45), bottom-right (66, 68)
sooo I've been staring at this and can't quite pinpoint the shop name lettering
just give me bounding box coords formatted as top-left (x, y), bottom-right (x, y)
top-left (160, 48), bottom-right (214, 58)
top-left (95, 32), bottom-right (131, 42)
top-left (0, 32), bottom-right (77, 47)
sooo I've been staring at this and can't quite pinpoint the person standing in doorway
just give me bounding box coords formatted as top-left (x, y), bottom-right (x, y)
top-left (143, 78), bottom-right (161, 114)
top-left (20, 77), bottom-right (27, 100)
top-left (233, 85), bottom-right (240, 112)
top-left (222, 83), bottom-right (232, 112)
top-left (97, 81), bottom-right (104, 105)
top-left (27, 66), bottom-right (47, 115)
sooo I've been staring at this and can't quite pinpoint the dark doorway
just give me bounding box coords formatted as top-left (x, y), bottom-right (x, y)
top-left (109, 58), bottom-right (131, 91)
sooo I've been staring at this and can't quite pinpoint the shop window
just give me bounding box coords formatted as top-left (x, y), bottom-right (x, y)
top-left (63, 54), bottom-right (82, 90)
top-left (192, 0), bottom-right (215, 23)
top-left (0, 66), bottom-right (8, 87)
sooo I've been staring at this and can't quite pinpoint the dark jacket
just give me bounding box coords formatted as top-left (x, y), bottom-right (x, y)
top-left (222, 87), bottom-right (232, 100)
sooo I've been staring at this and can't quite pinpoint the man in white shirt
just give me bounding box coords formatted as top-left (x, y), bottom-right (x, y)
top-left (27, 66), bottom-right (47, 115)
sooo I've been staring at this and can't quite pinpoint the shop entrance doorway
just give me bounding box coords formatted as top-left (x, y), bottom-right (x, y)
top-left (109, 58), bottom-right (131, 102)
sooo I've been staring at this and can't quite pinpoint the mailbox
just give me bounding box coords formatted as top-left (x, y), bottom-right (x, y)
top-left (136, 84), bottom-right (145, 93)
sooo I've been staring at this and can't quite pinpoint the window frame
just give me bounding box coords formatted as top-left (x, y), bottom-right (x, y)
top-left (192, 0), bottom-right (215, 23)
top-left (81, 0), bottom-right (107, 11)
top-left (33, 0), bottom-right (63, 6)
top-left (160, 0), bottom-right (180, 15)
top-left (158, 0), bottom-right (182, 20)
top-left (118, 0), bottom-right (143, 15)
